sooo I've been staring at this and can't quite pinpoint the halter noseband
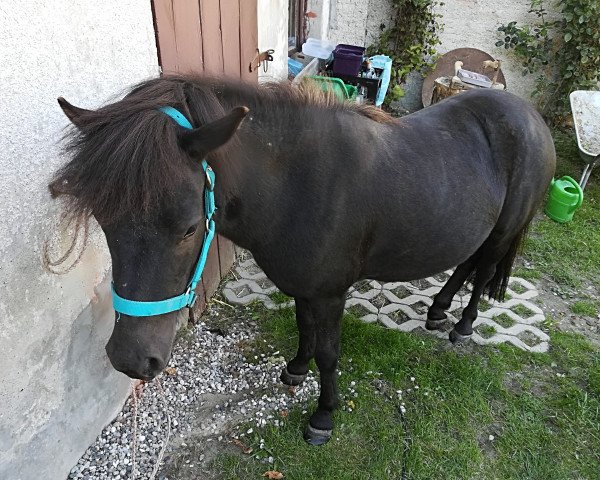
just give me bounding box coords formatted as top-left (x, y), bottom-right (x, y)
top-left (111, 106), bottom-right (216, 317)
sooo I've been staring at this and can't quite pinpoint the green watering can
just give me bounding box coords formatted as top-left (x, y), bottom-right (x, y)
top-left (545, 176), bottom-right (584, 223)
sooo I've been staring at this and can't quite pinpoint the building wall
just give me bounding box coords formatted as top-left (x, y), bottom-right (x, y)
top-left (319, 0), bottom-right (557, 101)
top-left (306, 0), bottom-right (331, 40)
top-left (327, 0), bottom-right (370, 46)
top-left (258, 0), bottom-right (289, 82)
top-left (0, 1), bottom-right (159, 479)
top-left (435, 0), bottom-right (557, 99)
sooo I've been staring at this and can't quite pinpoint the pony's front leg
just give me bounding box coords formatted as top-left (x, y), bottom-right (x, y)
top-left (281, 298), bottom-right (316, 386)
top-left (302, 295), bottom-right (345, 445)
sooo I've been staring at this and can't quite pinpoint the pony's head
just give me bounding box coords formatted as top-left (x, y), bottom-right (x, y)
top-left (50, 77), bottom-right (248, 380)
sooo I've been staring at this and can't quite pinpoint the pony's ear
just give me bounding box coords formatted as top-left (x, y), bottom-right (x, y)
top-left (57, 97), bottom-right (92, 130)
top-left (48, 177), bottom-right (73, 198)
top-left (178, 106), bottom-right (249, 159)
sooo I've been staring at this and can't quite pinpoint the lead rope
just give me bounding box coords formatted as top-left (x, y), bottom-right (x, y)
top-left (149, 378), bottom-right (172, 480)
top-left (131, 384), bottom-right (138, 480)
top-left (130, 379), bottom-right (172, 480)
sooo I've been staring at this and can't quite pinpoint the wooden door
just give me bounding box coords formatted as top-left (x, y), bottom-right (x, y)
top-left (152, 0), bottom-right (258, 311)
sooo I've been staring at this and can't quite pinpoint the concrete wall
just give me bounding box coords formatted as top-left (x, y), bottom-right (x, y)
top-left (258, 0), bottom-right (289, 82)
top-left (0, 1), bottom-right (159, 479)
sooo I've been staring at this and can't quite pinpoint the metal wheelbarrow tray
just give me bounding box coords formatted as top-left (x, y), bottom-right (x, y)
top-left (570, 90), bottom-right (600, 190)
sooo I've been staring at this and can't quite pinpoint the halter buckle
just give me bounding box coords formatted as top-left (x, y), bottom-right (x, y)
top-left (205, 167), bottom-right (215, 191)
top-left (186, 287), bottom-right (198, 308)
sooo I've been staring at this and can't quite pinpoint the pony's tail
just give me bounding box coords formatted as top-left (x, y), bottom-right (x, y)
top-left (485, 224), bottom-right (530, 301)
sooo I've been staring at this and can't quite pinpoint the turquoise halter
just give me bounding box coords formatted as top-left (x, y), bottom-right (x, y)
top-left (111, 106), bottom-right (216, 317)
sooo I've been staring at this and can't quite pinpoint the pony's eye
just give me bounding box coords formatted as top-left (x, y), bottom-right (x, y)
top-left (183, 225), bottom-right (198, 239)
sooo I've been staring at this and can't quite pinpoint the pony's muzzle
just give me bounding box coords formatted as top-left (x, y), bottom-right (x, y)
top-left (105, 312), bottom-right (178, 380)
top-left (105, 339), bottom-right (166, 380)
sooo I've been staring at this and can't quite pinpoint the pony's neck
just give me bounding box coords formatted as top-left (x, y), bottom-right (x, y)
top-left (208, 82), bottom-right (388, 251)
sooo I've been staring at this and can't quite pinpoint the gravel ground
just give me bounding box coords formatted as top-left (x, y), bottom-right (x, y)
top-left (68, 301), bottom-right (320, 480)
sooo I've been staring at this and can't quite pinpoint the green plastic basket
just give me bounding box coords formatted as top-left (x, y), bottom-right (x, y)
top-left (305, 76), bottom-right (357, 101)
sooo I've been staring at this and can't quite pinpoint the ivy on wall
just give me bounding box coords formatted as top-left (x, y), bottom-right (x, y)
top-left (367, 0), bottom-right (444, 102)
top-left (498, 0), bottom-right (600, 125)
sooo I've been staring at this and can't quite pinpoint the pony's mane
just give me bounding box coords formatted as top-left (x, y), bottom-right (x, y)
top-left (292, 80), bottom-right (397, 124)
top-left (49, 74), bottom-right (396, 226)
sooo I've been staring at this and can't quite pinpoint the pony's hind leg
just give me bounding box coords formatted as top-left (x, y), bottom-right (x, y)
top-left (450, 229), bottom-right (522, 343)
top-left (281, 298), bottom-right (316, 386)
top-left (426, 254), bottom-right (479, 330)
top-left (450, 259), bottom-right (498, 343)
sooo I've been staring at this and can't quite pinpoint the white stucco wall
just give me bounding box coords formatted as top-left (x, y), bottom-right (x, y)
top-left (327, 0), bottom-right (370, 46)
top-left (306, 0), bottom-right (331, 40)
top-left (435, 0), bottom-right (558, 99)
top-left (258, 0), bottom-right (289, 82)
top-left (0, 1), bottom-right (159, 479)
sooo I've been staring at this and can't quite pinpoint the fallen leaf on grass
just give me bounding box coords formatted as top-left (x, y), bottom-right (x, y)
top-left (263, 471), bottom-right (284, 479)
top-left (279, 410), bottom-right (289, 418)
top-left (164, 367), bottom-right (177, 376)
top-left (231, 438), bottom-right (253, 454)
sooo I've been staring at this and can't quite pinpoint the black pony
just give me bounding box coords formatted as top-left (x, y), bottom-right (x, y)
top-left (50, 75), bottom-right (555, 444)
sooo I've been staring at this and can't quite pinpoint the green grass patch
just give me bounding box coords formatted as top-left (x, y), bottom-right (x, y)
top-left (269, 291), bottom-right (293, 305)
top-left (523, 131), bottom-right (600, 288)
top-left (478, 298), bottom-right (492, 312)
top-left (509, 282), bottom-right (528, 294)
top-left (513, 266), bottom-right (542, 281)
top-left (511, 304), bottom-right (535, 318)
top-left (492, 313), bottom-right (516, 328)
top-left (476, 324), bottom-right (497, 338)
top-left (216, 306), bottom-right (600, 480)
top-left (570, 300), bottom-right (599, 317)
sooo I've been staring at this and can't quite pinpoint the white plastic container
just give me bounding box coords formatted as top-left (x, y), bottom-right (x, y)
top-left (302, 37), bottom-right (336, 60)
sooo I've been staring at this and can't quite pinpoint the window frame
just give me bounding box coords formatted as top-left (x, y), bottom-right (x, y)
top-left (288, 0), bottom-right (307, 54)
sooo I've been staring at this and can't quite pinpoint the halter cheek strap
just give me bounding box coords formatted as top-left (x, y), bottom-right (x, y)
top-left (111, 106), bottom-right (216, 317)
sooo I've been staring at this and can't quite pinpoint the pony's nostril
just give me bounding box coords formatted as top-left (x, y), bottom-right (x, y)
top-left (147, 356), bottom-right (164, 375)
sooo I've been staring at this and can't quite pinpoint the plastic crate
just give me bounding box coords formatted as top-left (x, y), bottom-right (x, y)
top-left (332, 44), bottom-right (365, 76)
top-left (335, 44), bottom-right (366, 55)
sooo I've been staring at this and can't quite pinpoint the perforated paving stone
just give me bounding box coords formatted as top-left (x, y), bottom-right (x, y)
top-left (222, 255), bottom-right (550, 352)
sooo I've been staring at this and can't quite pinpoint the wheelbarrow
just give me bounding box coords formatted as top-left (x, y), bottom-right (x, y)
top-left (570, 91), bottom-right (600, 190)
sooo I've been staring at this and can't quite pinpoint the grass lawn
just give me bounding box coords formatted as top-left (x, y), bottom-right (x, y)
top-left (516, 131), bottom-right (600, 288)
top-left (217, 309), bottom-right (600, 480)
top-left (216, 131), bottom-right (600, 479)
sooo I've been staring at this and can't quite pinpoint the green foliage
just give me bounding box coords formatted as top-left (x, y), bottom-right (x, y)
top-left (367, 0), bottom-right (444, 102)
top-left (497, 0), bottom-right (600, 124)
top-left (570, 300), bottom-right (599, 317)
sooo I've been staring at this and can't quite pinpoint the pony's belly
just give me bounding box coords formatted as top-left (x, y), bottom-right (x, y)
top-left (362, 222), bottom-right (492, 282)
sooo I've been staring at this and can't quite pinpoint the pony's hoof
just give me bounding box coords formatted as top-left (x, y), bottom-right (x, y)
top-left (280, 366), bottom-right (307, 386)
top-left (425, 317), bottom-right (446, 330)
top-left (426, 310), bottom-right (447, 330)
top-left (449, 328), bottom-right (472, 344)
top-left (304, 423), bottom-right (332, 446)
